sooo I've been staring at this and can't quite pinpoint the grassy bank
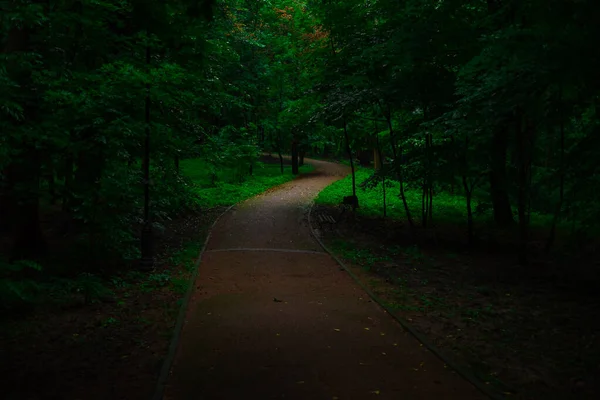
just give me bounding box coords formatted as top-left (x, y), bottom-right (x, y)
top-left (182, 159), bottom-right (314, 207)
top-left (315, 168), bottom-right (556, 229)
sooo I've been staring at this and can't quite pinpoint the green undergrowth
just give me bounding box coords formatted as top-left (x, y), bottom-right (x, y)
top-left (0, 239), bottom-right (200, 316)
top-left (2, 159), bottom-right (313, 316)
top-left (182, 159), bottom-right (314, 208)
top-left (316, 168), bottom-right (556, 229)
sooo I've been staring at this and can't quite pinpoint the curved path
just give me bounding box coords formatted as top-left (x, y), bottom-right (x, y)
top-left (164, 159), bottom-right (485, 400)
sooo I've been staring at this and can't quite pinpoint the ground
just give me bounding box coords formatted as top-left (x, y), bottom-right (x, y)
top-left (1, 210), bottom-right (225, 400)
top-left (163, 159), bottom-right (485, 400)
top-left (311, 204), bottom-right (600, 400)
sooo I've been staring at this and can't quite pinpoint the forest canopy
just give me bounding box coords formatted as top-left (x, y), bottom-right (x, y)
top-left (2, 0), bottom-right (600, 292)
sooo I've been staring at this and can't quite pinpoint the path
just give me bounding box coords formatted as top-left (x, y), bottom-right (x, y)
top-left (164, 159), bottom-right (486, 400)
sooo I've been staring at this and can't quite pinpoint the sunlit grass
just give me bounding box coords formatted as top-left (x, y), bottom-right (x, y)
top-left (315, 168), bottom-right (555, 228)
top-left (181, 159), bottom-right (314, 207)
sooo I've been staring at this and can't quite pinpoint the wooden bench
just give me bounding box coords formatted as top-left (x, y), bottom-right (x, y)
top-left (317, 214), bottom-right (336, 231)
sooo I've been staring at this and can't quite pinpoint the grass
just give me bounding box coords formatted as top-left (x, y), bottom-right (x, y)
top-left (315, 167), bottom-right (556, 229)
top-left (182, 159), bottom-right (314, 208)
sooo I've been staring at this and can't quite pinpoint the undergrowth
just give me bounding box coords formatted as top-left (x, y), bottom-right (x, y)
top-left (1, 159), bottom-right (313, 316)
top-left (182, 159), bottom-right (314, 207)
top-left (315, 168), bottom-right (559, 230)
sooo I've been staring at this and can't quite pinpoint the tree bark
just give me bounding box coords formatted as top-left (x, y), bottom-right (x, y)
top-left (277, 129), bottom-right (284, 174)
top-left (489, 124), bottom-right (514, 227)
top-left (463, 174), bottom-right (474, 246)
top-left (380, 102), bottom-right (414, 234)
top-left (546, 94), bottom-right (565, 253)
top-left (6, 154), bottom-right (46, 259)
top-left (291, 136), bottom-right (299, 175)
top-left (343, 117), bottom-right (357, 207)
top-left (4, 22), bottom-right (46, 258)
top-left (516, 112), bottom-right (534, 265)
top-left (375, 126), bottom-right (386, 218)
top-left (374, 148), bottom-right (382, 170)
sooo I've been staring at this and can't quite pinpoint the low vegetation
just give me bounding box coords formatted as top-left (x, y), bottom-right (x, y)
top-left (1, 157), bottom-right (308, 399)
top-left (313, 166), bottom-right (600, 400)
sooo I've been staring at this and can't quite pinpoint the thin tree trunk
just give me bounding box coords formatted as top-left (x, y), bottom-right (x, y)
top-left (490, 124), bottom-right (514, 227)
top-left (379, 102), bottom-right (414, 233)
top-left (277, 129), bottom-right (284, 174)
top-left (461, 136), bottom-right (475, 246)
top-left (4, 22), bottom-right (46, 259)
top-left (375, 125), bottom-right (386, 218)
top-left (463, 174), bottom-right (474, 246)
top-left (140, 40), bottom-right (153, 269)
top-left (422, 184), bottom-right (428, 228)
top-left (516, 111), bottom-right (534, 265)
top-left (545, 99), bottom-right (565, 253)
top-left (291, 134), bottom-right (299, 175)
top-left (343, 116), bottom-right (357, 208)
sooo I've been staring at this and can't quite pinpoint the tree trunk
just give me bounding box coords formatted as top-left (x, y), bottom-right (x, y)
top-left (380, 102), bottom-right (414, 234)
top-left (422, 184), bottom-right (428, 228)
top-left (463, 175), bottom-right (474, 246)
top-left (291, 137), bottom-right (299, 175)
top-left (140, 42), bottom-right (153, 270)
top-left (277, 129), bottom-right (284, 173)
top-left (546, 95), bottom-right (565, 253)
top-left (375, 128), bottom-right (386, 218)
top-left (489, 125), bottom-right (514, 227)
top-left (358, 150), bottom-right (371, 166)
top-left (374, 148), bottom-right (382, 170)
top-left (343, 117), bottom-right (357, 208)
top-left (516, 112), bottom-right (534, 265)
top-left (4, 22), bottom-right (46, 258)
top-left (0, 171), bottom-right (10, 233)
top-left (7, 154), bottom-right (46, 259)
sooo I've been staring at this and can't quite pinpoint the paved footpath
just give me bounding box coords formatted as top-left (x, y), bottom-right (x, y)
top-left (164, 159), bottom-right (486, 400)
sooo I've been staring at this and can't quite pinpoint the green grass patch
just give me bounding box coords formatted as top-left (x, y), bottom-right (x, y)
top-left (181, 159), bottom-right (314, 208)
top-left (315, 168), bottom-right (554, 228)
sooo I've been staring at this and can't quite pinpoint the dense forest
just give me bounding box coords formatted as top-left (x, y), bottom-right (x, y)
top-left (2, 0), bottom-right (600, 399)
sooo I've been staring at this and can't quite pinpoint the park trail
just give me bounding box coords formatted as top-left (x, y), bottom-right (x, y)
top-left (163, 159), bottom-right (486, 400)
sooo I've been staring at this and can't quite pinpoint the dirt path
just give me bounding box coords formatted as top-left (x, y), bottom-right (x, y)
top-left (164, 160), bottom-right (486, 400)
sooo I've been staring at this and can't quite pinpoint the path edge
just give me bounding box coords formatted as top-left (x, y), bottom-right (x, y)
top-left (151, 203), bottom-right (236, 400)
top-left (307, 202), bottom-right (505, 400)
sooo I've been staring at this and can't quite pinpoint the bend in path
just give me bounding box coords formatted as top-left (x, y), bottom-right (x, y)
top-left (164, 159), bottom-right (485, 400)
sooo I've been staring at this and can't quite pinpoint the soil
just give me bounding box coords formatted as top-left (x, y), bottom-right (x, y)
top-left (164, 159), bottom-right (485, 400)
top-left (0, 208), bottom-right (226, 400)
top-left (313, 206), bottom-right (600, 400)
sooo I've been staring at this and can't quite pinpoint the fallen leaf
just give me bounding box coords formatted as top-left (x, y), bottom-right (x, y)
top-left (382, 352), bottom-right (387, 356)
top-left (364, 327), bottom-right (370, 331)
top-left (380, 332), bottom-right (385, 336)
top-left (393, 343), bottom-right (398, 346)
top-left (371, 390), bottom-right (380, 395)
top-left (334, 328), bottom-right (340, 332)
